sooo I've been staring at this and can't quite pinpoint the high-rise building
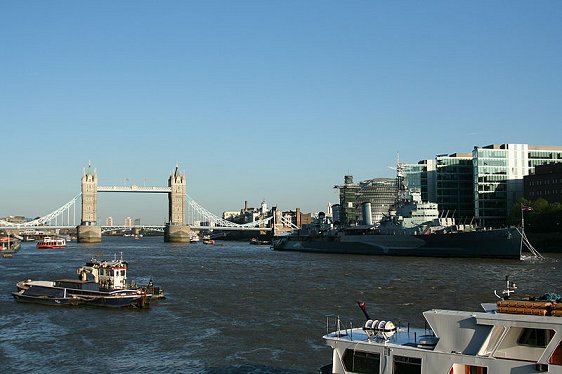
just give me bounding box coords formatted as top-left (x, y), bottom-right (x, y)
top-left (335, 144), bottom-right (562, 229)
top-left (401, 160), bottom-right (436, 203)
top-left (105, 217), bottom-right (114, 226)
top-left (334, 176), bottom-right (360, 225)
top-left (124, 217), bottom-right (133, 227)
top-left (435, 153), bottom-right (474, 223)
top-left (473, 144), bottom-right (562, 227)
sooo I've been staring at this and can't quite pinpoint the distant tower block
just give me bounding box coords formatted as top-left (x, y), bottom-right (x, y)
top-left (77, 163), bottom-right (102, 243)
top-left (164, 165), bottom-right (190, 243)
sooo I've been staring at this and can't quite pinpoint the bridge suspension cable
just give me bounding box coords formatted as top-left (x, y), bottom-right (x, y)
top-left (1, 193), bottom-right (275, 231)
top-left (186, 195), bottom-right (273, 229)
top-left (0, 194), bottom-right (81, 228)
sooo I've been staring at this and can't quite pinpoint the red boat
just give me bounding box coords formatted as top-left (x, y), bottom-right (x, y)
top-left (36, 237), bottom-right (66, 249)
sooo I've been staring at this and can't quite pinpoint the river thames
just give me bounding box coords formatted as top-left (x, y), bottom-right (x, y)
top-left (0, 236), bottom-right (560, 373)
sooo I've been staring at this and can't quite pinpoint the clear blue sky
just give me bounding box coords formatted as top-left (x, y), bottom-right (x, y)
top-left (2, 1), bottom-right (561, 225)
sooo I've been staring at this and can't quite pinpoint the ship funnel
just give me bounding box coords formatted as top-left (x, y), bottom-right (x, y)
top-left (362, 202), bottom-right (373, 226)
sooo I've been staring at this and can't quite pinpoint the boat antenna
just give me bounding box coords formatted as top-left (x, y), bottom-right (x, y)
top-left (494, 275), bottom-right (517, 300)
top-left (356, 301), bottom-right (371, 320)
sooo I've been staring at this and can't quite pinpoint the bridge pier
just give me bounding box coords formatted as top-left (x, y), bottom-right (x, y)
top-left (164, 224), bottom-right (190, 243)
top-left (164, 166), bottom-right (190, 243)
top-left (78, 163), bottom-right (102, 243)
top-left (77, 225), bottom-right (102, 243)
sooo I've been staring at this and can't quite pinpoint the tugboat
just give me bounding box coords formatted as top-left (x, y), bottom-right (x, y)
top-left (12, 254), bottom-right (163, 308)
top-left (74, 254), bottom-right (164, 299)
top-left (321, 277), bottom-right (562, 373)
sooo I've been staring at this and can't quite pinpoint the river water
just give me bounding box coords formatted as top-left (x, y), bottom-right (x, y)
top-left (0, 237), bottom-right (560, 373)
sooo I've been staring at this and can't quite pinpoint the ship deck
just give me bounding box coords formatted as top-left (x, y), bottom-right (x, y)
top-left (324, 324), bottom-right (435, 349)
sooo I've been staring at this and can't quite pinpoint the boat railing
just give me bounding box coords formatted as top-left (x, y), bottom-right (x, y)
top-left (325, 315), bottom-right (353, 340)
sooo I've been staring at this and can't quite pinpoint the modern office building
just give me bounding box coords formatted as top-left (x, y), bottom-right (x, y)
top-left (473, 144), bottom-right (562, 227)
top-left (105, 217), bottom-right (113, 226)
top-left (334, 176), bottom-right (360, 225)
top-left (358, 178), bottom-right (398, 223)
top-left (435, 153), bottom-right (474, 223)
top-left (401, 160), bottom-right (436, 203)
top-left (334, 175), bottom-right (397, 225)
top-left (124, 216), bottom-right (133, 227)
top-left (335, 144), bottom-right (562, 229)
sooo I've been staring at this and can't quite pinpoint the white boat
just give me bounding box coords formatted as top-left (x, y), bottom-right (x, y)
top-left (190, 232), bottom-right (200, 243)
top-left (322, 278), bottom-right (562, 373)
top-left (36, 236), bottom-right (66, 249)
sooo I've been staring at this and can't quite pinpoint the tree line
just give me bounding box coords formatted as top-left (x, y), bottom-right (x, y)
top-left (508, 198), bottom-right (562, 233)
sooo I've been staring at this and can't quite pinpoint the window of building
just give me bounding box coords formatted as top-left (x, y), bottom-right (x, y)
top-left (342, 350), bottom-right (380, 374)
top-left (393, 355), bottom-right (421, 374)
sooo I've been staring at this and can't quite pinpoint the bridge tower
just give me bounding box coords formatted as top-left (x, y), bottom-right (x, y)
top-left (77, 163), bottom-right (102, 243)
top-left (164, 165), bottom-right (190, 242)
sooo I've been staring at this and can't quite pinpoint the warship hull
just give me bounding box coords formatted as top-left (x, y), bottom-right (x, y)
top-left (273, 227), bottom-right (522, 259)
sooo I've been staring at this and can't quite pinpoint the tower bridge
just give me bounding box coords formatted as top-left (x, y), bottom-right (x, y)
top-left (0, 163), bottom-right (284, 243)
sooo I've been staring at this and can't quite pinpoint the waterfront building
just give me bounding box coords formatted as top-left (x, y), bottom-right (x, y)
top-left (124, 217), bottom-right (133, 227)
top-left (222, 211), bottom-right (239, 220)
top-left (435, 153), bottom-right (474, 223)
top-left (223, 200), bottom-right (272, 224)
top-left (330, 204), bottom-right (341, 224)
top-left (134, 218), bottom-right (141, 226)
top-left (334, 176), bottom-right (360, 225)
top-left (1, 215), bottom-right (28, 224)
top-left (400, 160), bottom-right (436, 203)
top-left (524, 163), bottom-right (562, 204)
top-left (334, 176), bottom-right (397, 225)
top-left (473, 144), bottom-right (562, 227)
top-left (335, 144), bottom-right (562, 229)
top-left (105, 217), bottom-right (114, 226)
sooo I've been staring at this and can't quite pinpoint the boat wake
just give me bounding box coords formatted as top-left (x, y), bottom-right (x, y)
top-left (521, 254), bottom-right (558, 264)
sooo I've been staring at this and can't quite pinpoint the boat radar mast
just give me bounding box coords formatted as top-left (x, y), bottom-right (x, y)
top-left (494, 276), bottom-right (517, 300)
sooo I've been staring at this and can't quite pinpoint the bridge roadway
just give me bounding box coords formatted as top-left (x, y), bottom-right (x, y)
top-left (97, 186), bottom-right (172, 193)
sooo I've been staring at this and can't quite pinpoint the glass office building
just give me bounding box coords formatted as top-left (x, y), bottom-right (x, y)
top-left (401, 160), bottom-right (436, 203)
top-left (334, 176), bottom-right (397, 226)
top-left (435, 153), bottom-right (474, 223)
top-left (473, 144), bottom-right (562, 227)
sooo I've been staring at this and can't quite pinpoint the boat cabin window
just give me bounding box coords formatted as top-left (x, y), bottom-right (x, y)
top-left (518, 328), bottom-right (553, 348)
top-left (494, 327), bottom-right (554, 361)
top-left (393, 355), bottom-right (421, 374)
top-left (342, 349), bottom-right (380, 374)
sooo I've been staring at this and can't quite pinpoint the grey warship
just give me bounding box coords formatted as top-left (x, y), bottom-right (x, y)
top-left (273, 190), bottom-right (523, 259)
